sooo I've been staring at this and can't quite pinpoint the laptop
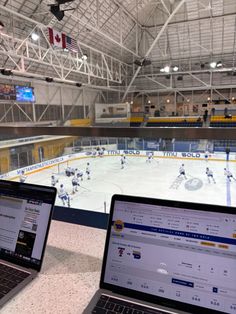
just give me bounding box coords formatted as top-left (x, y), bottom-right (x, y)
top-left (0, 179), bottom-right (56, 308)
top-left (84, 194), bottom-right (236, 314)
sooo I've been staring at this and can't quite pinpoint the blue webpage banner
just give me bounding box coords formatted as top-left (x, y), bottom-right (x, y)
top-left (112, 222), bottom-right (236, 246)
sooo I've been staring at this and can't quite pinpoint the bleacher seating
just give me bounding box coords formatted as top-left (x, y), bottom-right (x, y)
top-left (146, 117), bottom-right (202, 127)
top-left (210, 115), bottom-right (236, 127)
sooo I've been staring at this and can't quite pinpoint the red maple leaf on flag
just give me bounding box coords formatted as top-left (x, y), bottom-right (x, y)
top-left (55, 34), bottom-right (61, 43)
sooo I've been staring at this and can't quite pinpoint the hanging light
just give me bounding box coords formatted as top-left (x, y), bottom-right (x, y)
top-left (216, 61), bottom-right (223, 68)
top-left (31, 33), bottom-right (39, 41)
top-left (81, 54), bottom-right (88, 61)
top-left (164, 65), bottom-right (170, 73)
top-left (210, 62), bottom-right (217, 69)
top-left (173, 66), bottom-right (179, 72)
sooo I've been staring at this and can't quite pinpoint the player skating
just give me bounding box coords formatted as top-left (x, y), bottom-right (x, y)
top-left (146, 152), bottom-right (153, 163)
top-left (51, 175), bottom-right (59, 187)
top-left (58, 184), bottom-right (70, 207)
top-left (224, 168), bottom-right (236, 182)
top-left (204, 151), bottom-right (209, 162)
top-left (72, 175), bottom-right (80, 194)
top-left (77, 169), bottom-right (83, 181)
top-left (19, 170), bottom-right (27, 183)
top-left (178, 164), bottom-right (187, 179)
top-left (86, 162), bottom-right (91, 180)
top-left (121, 155), bottom-right (125, 169)
top-left (65, 166), bottom-right (72, 177)
top-left (206, 167), bottom-right (215, 184)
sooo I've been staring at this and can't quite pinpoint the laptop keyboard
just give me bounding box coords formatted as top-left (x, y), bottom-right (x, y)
top-left (0, 263), bottom-right (30, 299)
top-left (92, 295), bottom-right (169, 314)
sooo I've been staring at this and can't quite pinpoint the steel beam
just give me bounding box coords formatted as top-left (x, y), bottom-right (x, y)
top-left (122, 0), bottom-right (186, 101)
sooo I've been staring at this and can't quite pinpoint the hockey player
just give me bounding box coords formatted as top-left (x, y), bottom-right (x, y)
top-left (19, 170), bottom-right (27, 183)
top-left (51, 175), bottom-right (59, 187)
top-left (204, 151), bottom-right (209, 162)
top-left (98, 149), bottom-right (104, 157)
top-left (77, 170), bottom-right (84, 181)
top-left (58, 184), bottom-right (70, 207)
top-left (146, 152), bottom-right (153, 163)
top-left (86, 162), bottom-right (91, 180)
top-left (121, 155), bottom-right (125, 169)
top-left (224, 168), bottom-right (236, 182)
top-left (206, 167), bottom-right (216, 184)
top-left (178, 164), bottom-right (187, 179)
top-left (72, 175), bottom-right (80, 194)
top-left (65, 166), bottom-right (72, 177)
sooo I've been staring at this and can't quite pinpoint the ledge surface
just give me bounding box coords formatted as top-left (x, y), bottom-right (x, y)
top-left (1, 220), bottom-right (106, 314)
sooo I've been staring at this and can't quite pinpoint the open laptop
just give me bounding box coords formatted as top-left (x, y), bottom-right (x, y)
top-left (84, 194), bottom-right (236, 314)
top-left (0, 179), bottom-right (56, 308)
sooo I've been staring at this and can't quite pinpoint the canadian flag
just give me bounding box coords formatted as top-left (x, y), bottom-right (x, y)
top-left (48, 28), bottom-right (66, 49)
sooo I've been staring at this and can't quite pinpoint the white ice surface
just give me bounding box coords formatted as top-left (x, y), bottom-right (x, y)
top-left (24, 156), bottom-right (236, 213)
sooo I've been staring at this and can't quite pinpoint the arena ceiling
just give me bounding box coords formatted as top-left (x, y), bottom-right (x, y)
top-left (0, 0), bottom-right (236, 96)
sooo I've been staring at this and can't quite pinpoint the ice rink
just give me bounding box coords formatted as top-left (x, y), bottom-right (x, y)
top-left (23, 154), bottom-right (236, 213)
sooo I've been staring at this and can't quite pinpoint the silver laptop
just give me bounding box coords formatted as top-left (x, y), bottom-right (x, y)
top-left (84, 194), bottom-right (236, 314)
top-left (0, 180), bottom-right (56, 308)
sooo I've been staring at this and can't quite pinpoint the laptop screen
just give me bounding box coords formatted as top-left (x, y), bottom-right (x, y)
top-left (0, 180), bottom-right (56, 270)
top-left (102, 196), bottom-right (236, 314)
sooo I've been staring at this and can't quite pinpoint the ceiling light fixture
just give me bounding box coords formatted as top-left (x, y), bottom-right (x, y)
top-left (81, 54), bottom-right (88, 61)
top-left (31, 33), bottom-right (39, 41)
top-left (160, 68), bottom-right (165, 73)
top-left (173, 66), bottom-right (179, 72)
top-left (216, 61), bottom-right (222, 68)
top-left (164, 65), bottom-right (170, 73)
top-left (210, 62), bottom-right (217, 69)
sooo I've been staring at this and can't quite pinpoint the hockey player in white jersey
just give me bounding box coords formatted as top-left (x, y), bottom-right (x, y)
top-left (58, 184), bottom-right (70, 207)
top-left (51, 175), bottom-right (59, 187)
top-left (72, 175), bottom-right (80, 193)
top-left (206, 167), bottom-right (215, 183)
top-left (178, 164), bottom-right (187, 179)
top-left (19, 170), bottom-right (27, 183)
top-left (86, 162), bottom-right (91, 180)
top-left (146, 152), bottom-right (153, 163)
top-left (77, 170), bottom-right (84, 181)
top-left (224, 168), bottom-right (236, 182)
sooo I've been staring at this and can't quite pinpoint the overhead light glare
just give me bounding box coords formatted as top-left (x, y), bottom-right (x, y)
top-left (81, 54), bottom-right (88, 61)
top-left (216, 61), bottom-right (222, 68)
top-left (31, 33), bottom-right (39, 41)
top-left (173, 66), bottom-right (179, 72)
top-left (164, 65), bottom-right (170, 73)
top-left (210, 62), bottom-right (217, 69)
top-left (160, 68), bottom-right (165, 73)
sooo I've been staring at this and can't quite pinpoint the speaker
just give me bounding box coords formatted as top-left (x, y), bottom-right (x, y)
top-left (45, 77), bottom-right (53, 83)
top-left (50, 5), bottom-right (65, 21)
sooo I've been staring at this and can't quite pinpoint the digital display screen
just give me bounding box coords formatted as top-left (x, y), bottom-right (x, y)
top-left (0, 84), bottom-right (16, 100)
top-left (16, 86), bottom-right (35, 102)
top-left (104, 200), bottom-right (236, 313)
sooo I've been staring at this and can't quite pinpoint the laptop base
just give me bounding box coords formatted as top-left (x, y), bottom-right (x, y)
top-left (83, 289), bottom-right (189, 314)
